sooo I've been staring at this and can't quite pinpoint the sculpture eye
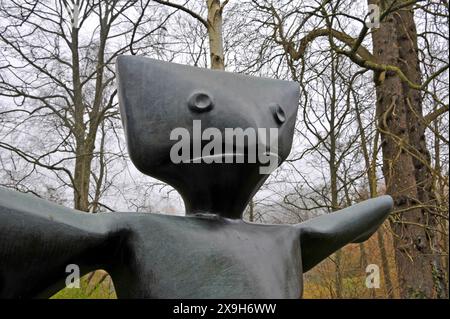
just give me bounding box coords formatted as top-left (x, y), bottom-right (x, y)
top-left (188, 92), bottom-right (214, 112)
top-left (270, 103), bottom-right (286, 124)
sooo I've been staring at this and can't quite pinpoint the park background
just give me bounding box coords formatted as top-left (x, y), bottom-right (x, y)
top-left (0, 0), bottom-right (448, 298)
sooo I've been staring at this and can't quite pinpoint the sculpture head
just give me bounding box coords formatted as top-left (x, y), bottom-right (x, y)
top-left (116, 56), bottom-right (299, 218)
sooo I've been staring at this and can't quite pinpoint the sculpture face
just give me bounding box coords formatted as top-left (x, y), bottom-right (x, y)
top-left (116, 56), bottom-right (299, 218)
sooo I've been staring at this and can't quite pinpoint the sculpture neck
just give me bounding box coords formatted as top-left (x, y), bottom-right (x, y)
top-left (182, 191), bottom-right (246, 219)
top-left (162, 163), bottom-right (266, 220)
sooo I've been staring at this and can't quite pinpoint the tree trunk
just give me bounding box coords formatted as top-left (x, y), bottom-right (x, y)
top-left (71, 27), bottom-right (91, 212)
top-left (206, 0), bottom-right (225, 70)
top-left (376, 228), bottom-right (394, 298)
top-left (248, 199), bottom-right (254, 222)
top-left (356, 101), bottom-right (394, 298)
top-left (394, 3), bottom-right (447, 298)
top-left (328, 52), bottom-right (343, 299)
top-left (370, 0), bottom-right (437, 298)
top-left (334, 250), bottom-right (343, 298)
top-left (73, 140), bottom-right (95, 212)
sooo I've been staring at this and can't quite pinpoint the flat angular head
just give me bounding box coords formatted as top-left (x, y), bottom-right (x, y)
top-left (116, 56), bottom-right (299, 218)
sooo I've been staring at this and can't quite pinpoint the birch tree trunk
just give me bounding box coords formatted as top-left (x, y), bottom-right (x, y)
top-left (206, 0), bottom-right (225, 70)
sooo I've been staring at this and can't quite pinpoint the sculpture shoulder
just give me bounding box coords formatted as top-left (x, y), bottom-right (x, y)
top-left (0, 186), bottom-right (295, 245)
top-left (0, 187), bottom-right (301, 298)
top-left (113, 212), bottom-right (298, 240)
top-left (107, 213), bottom-right (303, 298)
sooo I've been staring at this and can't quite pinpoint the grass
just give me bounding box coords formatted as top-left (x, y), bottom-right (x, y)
top-left (51, 270), bottom-right (117, 299)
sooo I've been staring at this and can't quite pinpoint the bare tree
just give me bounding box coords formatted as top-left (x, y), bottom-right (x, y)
top-left (0, 0), bottom-right (169, 212)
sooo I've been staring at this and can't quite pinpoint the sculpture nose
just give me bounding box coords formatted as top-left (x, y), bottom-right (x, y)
top-left (188, 92), bottom-right (214, 113)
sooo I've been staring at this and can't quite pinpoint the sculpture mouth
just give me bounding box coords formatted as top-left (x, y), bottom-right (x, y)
top-left (187, 152), bottom-right (280, 164)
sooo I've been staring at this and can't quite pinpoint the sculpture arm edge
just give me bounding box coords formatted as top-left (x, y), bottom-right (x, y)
top-left (295, 195), bottom-right (393, 273)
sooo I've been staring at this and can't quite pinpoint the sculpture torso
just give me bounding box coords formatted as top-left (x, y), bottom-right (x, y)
top-left (109, 213), bottom-right (302, 298)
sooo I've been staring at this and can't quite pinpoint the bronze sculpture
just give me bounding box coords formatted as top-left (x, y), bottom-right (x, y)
top-left (0, 56), bottom-right (393, 298)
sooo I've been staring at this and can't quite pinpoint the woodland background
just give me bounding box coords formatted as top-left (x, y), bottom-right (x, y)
top-left (0, 0), bottom-right (448, 298)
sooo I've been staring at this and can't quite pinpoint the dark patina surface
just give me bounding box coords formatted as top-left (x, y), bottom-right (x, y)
top-left (0, 56), bottom-right (393, 298)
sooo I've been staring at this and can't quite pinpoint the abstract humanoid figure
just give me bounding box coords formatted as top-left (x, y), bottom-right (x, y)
top-left (0, 56), bottom-right (393, 298)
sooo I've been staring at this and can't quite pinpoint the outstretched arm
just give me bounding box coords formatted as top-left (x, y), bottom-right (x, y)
top-left (295, 195), bottom-right (393, 272)
top-left (0, 187), bottom-right (125, 298)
